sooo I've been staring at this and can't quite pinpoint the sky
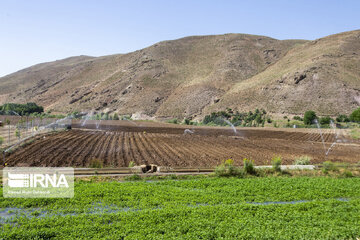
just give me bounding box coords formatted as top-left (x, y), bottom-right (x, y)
top-left (0, 0), bottom-right (359, 77)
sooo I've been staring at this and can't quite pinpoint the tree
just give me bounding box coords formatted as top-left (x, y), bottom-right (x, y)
top-left (319, 116), bottom-right (331, 125)
top-left (15, 129), bottom-right (20, 140)
top-left (113, 113), bottom-right (119, 120)
top-left (350, 107), bottom-right (360, 122)
top-left (336, 114), bottom-right (349, 123)
top-left (304, 111), bottom-right (317, 125)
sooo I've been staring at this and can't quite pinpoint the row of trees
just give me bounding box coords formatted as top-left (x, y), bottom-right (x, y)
top-left (303, 107), bottom-right (360, 125)
top-left (203, 108), bottom-right (271, 127)
top-left (0, 103), bottom-right (44, 116)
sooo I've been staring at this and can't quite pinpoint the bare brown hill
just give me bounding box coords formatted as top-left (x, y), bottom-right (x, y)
top-left (0, 30), bottom-right (359, 119)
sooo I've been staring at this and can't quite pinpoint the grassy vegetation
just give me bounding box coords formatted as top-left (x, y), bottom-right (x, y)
top-left (350, 128), bottom-right (360, 140)
top-left (0, 177), bottom-right (360, 239)
top-left (294, 155), bottom-right (312, 165)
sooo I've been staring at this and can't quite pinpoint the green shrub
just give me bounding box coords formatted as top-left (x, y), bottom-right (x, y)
top-left (15, 129), bottom-right (20, 139)
top-left (322, 161), bottom-right (337, 173)
top-left (341, 170), bottom-right (353, 178)
top-left (167, 119), bottom-right (178, 124)
top-left (294, 156), bottom-right (311, 165)
top-left (0, 136), bottom-right (3, 146)
top-left (215, 159), bottom-right (243, 177)
top-left (272, 156), bottom-right (282, 172)
top-left (125, 174), bottom-right (142, 181)
top-left (350, 107), bottom-right (360, 122)
top-left (304, 111), bottom-right (317, 125)
top-left (128, 161), bottom-right (135, 167)
top-left (336, 114), bottom-right (350, 123)
top-left (89, 159), bottom-right (103, 168)
top-left (293, 116), bottom-right (303, 121)
top-left (319, 116), bottom-right (332, 125)
top-left (183, 118), bottom-right (191, 125)
top-left (113, 113), bottom-right (120, 120)
top-left (243, 158), bottom-right (256, 175)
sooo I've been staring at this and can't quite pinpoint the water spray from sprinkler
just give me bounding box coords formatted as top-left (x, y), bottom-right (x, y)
top-left (325, 120), bottom-right (340, 156)
top-left (314, 119), bottom-right (326, 155)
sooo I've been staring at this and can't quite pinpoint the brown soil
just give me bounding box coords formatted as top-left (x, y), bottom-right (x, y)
top-left (4, 122), bottom-right (360, 167)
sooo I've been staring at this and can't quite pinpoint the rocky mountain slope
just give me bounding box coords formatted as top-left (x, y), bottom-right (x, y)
top-left (0, 30), bottom-right (359, 119)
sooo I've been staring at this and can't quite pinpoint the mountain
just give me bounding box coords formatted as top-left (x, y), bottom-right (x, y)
top-left (0, 30), bottom-right (359, 120)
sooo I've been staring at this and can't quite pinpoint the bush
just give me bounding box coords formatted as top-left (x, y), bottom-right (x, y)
top-left (350, 107), bottom-right (360, 122)
top-left (319, 116), bottom-right (331, 125)
top-left (322, 161), bottom-right (337, 174)
top-left (89, 159), bottom-right (103, 168)
top-left (183, 118), bottom-right (191, 125)
top-left (293, 116), bottom-right (303, 121)
top-left (294, 156), bottom-right (311, 165)
top-left (15, 129), bottom-right (20, 139)
top-left (336, 114), bottom-right (350, 123)
top-left (0, 136), bottom-right (3, 146)
top-left (341, 170), bottom-right (353, 178)
top-left (304, 111), bottom-right (317, 125)
top-left (215, 159), bottom-right (243, 177)
top-left (128, 161), bottom-right (135, 167)
top-left (167, 119), bottom-right (178, 124)
top-left (272, 156), bottom-right (282, 172)
top-left (243, 158), bottom-right (256, 175)
top-left (125, 174), bottom-right (142, 181)
top-left (113, 113), bottom-right (120, 120)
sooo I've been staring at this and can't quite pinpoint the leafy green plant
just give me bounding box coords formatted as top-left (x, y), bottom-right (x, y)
top-left (124, 174), bottom-right (142, 181)
top-left (272, 156), bottom-right (282, 172)
top-left (336, 114), bottom-right (350, 123)
top-left (215, 159), bottom-right (243, 177)
top-left (319, 116), bottom-right (332, 125)
top-left (15, 129), bottom-right (21, 139)
top-left (341, 170), bottom-right (353, 178)
top-left (166, 119), bottom-right (178, 124)
top-left (293, 116), bottom-right (303, 121)
top-left (304, 110), bottom-right (317, 125)
top-left (113, 113), bottom-right (120, 120)
top-left (183, 118), bottom-right (191, 125)
top-left (322, 161), bottom-right (338, 174)
top-left (294, 156), bottom-right (311, 165)
top-left (243, 158), bottom-right (256, 175)
top-left (89, 159), bottom-right (103, 168)
top-left (350, 107), bottom-right (360, 122)
top-left (128, 161), bottom-right (135, 167)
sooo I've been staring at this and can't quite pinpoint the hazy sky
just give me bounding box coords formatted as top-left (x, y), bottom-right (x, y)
top-left (0, 0), bottom-right (359, 77)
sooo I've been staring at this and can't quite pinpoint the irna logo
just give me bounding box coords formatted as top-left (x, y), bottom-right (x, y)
top-left (3, 167), bottom-right (74, 198)
top-left (7, 172), bottom-right (69, 188)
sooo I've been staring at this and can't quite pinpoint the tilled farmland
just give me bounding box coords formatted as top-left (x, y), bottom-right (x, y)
top-left (4, 121), bottom-right (360, 167)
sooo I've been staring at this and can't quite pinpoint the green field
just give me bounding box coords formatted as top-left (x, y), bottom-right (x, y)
top-left (1, 176), bottom-right (360, 239)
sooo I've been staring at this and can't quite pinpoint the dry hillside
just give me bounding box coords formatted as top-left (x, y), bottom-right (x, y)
top-left (0, 30), bottom-right (359, 119)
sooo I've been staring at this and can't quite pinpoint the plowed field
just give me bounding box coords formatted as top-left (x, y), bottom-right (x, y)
top-left (4, 121), bottom-right (360, 167)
